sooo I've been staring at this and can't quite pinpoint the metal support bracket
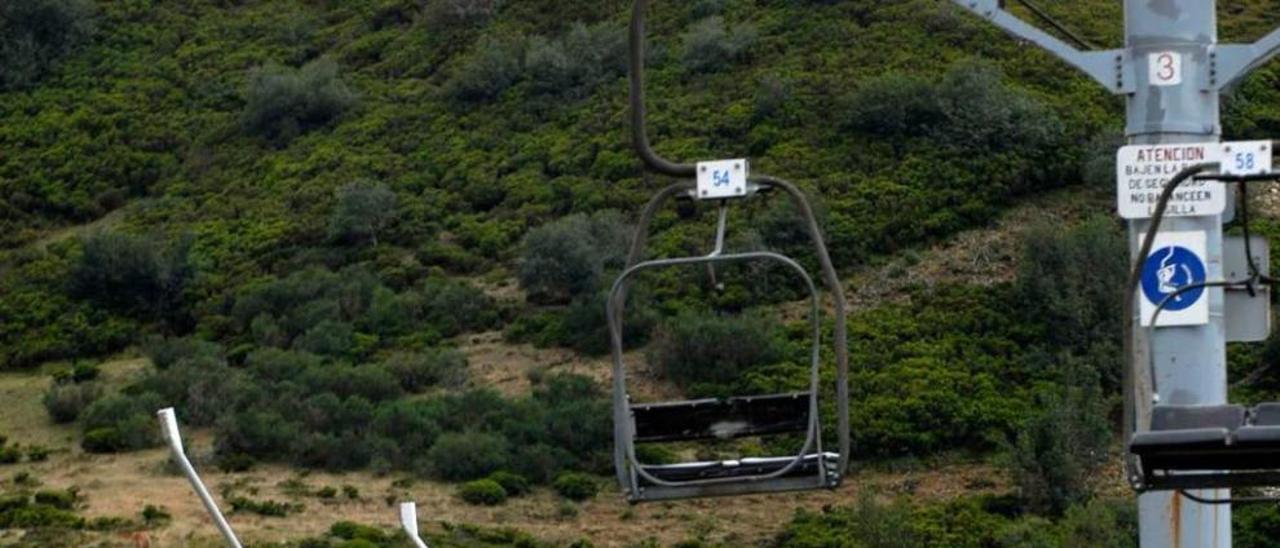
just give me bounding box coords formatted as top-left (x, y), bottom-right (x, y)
top-left (1214, 27), bottom-right (1280, 91)
top-left (950, 0), bottom-right (1132, 93)
top-left (1224, 235), bottom-right (1271, 343)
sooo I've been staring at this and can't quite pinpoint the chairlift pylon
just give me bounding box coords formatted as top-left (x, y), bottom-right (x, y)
top-left (611, 0), bottom-right (851, 503)
top-left (1123, 160), bottom-right (1280, 502)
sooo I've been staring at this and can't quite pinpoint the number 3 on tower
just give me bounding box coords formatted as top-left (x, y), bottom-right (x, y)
top-left (1148, 51), bottom-right (1182, 87)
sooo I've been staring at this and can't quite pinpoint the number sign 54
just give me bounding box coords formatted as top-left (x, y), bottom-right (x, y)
top-left (1149, 51), bottom-right (1182, 87)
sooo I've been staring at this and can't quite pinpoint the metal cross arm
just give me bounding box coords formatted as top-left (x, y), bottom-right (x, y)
top-left (1215, 27), bottom-right (1280, 91)
top-left (949, 0), bottom-right (1130, 93)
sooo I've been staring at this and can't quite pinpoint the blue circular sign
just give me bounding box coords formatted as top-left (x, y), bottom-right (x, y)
top-left (1141, 246), bottom-right (1206, 311)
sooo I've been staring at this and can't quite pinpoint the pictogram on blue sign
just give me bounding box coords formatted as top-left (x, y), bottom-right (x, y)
top-left (1141, 246), bottom-right (1207, 311)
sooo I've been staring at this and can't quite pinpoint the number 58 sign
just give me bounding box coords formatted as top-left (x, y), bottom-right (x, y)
top-left (1149, 51), bottom-right (1182, 87)
top-left (1222, 141), bottom-right (1273, 176)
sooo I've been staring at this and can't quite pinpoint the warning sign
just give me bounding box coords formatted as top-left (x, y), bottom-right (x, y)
top-left (1138, 231), bottom-right (1209, 327)
top-left (1116, 142), bottom-right (1223, 219)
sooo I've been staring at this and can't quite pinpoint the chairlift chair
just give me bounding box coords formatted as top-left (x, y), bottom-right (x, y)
top-left (1124, 162), bottom-right (1280, 501)
top-left (611, 0), bottom-right (851, 503)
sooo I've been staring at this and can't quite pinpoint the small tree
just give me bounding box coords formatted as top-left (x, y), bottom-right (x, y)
top-left (446, 34), bottom-right (527, 102)
top-left (518, 211), bottom-right (632, 304)
top-left (241, 58), bottom-right (356, 144)
top-left (426, 432), bottom-right (510, 481)
top-left (70, 231), bottom-right (192, 321)
top-left (328, 182), bottom-right (397, 245)
top-left (0, 0), bottom-right (96, 90)
top-left (680, 16), bottom-right (757, 73)
top-left (1008, 359), bottom-right (1111, 515)
top-left (647, 311), bottom-right (784, 391)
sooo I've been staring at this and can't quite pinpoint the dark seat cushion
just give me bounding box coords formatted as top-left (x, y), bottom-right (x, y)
top-left (1131, 428), bottom-right (1232, 451)
top-left (1150, 405), bottom-right (1246, 431)
top-left (1235, 426), bottom-right (1280, 445)
top-left (1253, 403), bottom-right (1280, 426)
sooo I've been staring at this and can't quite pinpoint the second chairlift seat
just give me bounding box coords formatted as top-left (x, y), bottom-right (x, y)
top-left (1131, 403), bottom-right (1280, 490)
top-left (1123, 165), bottom-right (1280, 496)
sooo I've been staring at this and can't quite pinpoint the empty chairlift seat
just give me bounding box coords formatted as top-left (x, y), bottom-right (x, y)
top-left (607, 194), bottom-right (848, 502)
top-left (1130, 403), bottom-right (1280, 490)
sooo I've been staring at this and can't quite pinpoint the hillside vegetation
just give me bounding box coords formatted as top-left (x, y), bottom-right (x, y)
top-left (4, 0), bottom-right (1280, 546)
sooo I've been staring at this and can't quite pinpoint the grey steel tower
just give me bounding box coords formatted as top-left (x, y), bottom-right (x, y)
top-left (949, 1), bottom-right (1280, 545)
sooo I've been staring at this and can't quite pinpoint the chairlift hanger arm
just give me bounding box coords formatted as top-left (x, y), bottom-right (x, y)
top-left (629, 0), bottom-right (696, 178)
top-left (1216, 27), bottom-right (1280, 91)
top-left (949, 0), bottom-right (1128, 94)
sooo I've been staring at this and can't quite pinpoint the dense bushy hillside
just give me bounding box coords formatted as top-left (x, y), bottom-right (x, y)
top-left (4, 0), bottom-right (1280, 545)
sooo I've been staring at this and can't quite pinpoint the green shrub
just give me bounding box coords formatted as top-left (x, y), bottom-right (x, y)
top-left (229, 496), bottom-right (298, 517)
top-left (294, 320), bottom-right (356, 358)
top-left (0, 494), bottom-right (28, 513)
top-left (647, 310), bottom-right (783, 391)
top-left (542, 289), bottom-right (657, 356)
top-left (423, 0), bottom-right (501, 29)
top-left (26, 446), bottom-right (50, 462)
top-left (0, 503), bottom-right (84, 529)
top-left (329, 182), bottom-right (398, 246)
top-left (419, 278), bottom-right (499, 337)
top-left (1015, 217), bottom-right (1127, 389)
top-left (0, 0), bottom-right (96, 90)
top-left (447, 34), bottom-right (527, 102)
top-left (342, 485), bottom-right (360, 500)
top-left (316, 486), bottom-right (338, 499)
top-left (680, 16), bottom-right (757, 73)
top-left (33, 489), bottom-right (77, 510)
top-left (241, 58), bottom-right (356, 144)
top-left (518, 210), bottom-right (631, 304)
top-left (330, 520), bottom-right (390, 543)
top-left (383, 349), bottom-right (468, 392)
top-left (69, 232), bottom-right (191, 321)
top-left (0, 446), bottom-right (20, 464)
top-left (66, 362), bottom-right (100, 383)
top-left (217, 452), bottom-right (255, 473)
top-left (79, 393), bottom-right (162, 453)
top-left (1007, 360), bottom-right (1110, 516)
top-left (140, 504), bottom-right (171, 526)
top-left (552, 473), bottom-right (598, 501)
top-left (1055, 499), bottom-right (1137, 548)
top-left (525, 22), bottom-right (627, 98)
top-left (777, 493), bottom-right (922, 548)
top-left (486, 471), bottom-right (531, 497)
top-left (141, 336), bottom-right (223, 370)
top-left (426, 432), bottom-right (510, 481)
top-left (459, 478), bottom-right (508, 506)
top-left (43, 382), bottom-right (102, 423)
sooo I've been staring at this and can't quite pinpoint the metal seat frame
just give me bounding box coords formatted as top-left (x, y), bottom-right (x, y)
top-left (607, 197), bottom-right (841, 502)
